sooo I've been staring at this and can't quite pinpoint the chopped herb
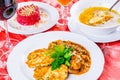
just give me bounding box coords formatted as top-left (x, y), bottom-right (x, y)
top-left (48, 44), bottom-right (73, 70)
top-left (65, 60), bottom-right (70, 66)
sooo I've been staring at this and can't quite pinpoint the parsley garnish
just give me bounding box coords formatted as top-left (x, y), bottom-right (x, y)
top-left (49, 44), bottom-right (73, 70)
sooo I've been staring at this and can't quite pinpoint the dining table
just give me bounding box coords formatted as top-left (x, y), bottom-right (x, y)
top-left (0, 0), bottom-right (120, 80)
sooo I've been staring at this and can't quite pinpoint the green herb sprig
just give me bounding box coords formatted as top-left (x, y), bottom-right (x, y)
top-left (49, 44), bottom-right (73, 70)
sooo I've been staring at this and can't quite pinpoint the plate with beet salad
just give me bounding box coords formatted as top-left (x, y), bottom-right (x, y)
top-left (6, 1), bottom-right (59, 35)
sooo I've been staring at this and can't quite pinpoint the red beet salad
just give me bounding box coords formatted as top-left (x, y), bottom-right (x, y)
top-left (17, 4), bottom-right (40, 25)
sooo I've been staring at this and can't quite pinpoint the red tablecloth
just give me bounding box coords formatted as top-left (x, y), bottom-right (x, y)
top-left (0, 0), bottom-right (120, 80)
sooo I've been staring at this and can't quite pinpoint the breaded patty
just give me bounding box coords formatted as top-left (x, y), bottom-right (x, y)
top-left (26, 48), bottom-right (54, 68)
top-left (34, 65), bottom-right (68, 80)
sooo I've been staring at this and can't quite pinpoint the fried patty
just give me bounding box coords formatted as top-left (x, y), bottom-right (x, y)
top-left (26, 48), bottom-right (54, 68)
top-left (34, 65), bottom-right (68, 80)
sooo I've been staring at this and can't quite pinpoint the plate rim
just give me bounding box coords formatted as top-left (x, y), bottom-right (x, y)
top-left (7, 31), bottom-right (104, 80)
top-left (1, 1), bottom-right (59, 35)
top-left (70, 0), bottom-right (120, 16)
top-left (68, 17), bottom-right (120, 43)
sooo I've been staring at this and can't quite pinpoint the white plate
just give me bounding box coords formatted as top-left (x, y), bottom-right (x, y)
top-left (68, 17), bottom-right (120, 43)
top-left (0, 2), bottom-right (59, 35)
top-left (7, 31), bottom-right (104, 80)
top-left (70, 0), bottom-right (120, 17)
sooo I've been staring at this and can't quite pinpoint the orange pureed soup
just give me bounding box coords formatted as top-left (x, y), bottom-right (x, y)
top-left (79, 7), bottom-right (120, 26)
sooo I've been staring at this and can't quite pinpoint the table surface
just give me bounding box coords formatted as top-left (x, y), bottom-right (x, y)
top-left (0, 0), bottom-right (120, 80)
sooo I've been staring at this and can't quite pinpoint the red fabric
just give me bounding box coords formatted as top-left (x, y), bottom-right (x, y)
top-left (0, 0), bottom-right (120, 80)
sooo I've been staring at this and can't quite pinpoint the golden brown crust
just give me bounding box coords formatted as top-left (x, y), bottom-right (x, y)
top-left (26, 48), bottom-right (54, 68)
top-left (34, 65), bottom-right (68, 80)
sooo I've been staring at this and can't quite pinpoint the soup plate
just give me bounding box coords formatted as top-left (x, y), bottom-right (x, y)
top-left (70, 0), bottom-right (120, 35)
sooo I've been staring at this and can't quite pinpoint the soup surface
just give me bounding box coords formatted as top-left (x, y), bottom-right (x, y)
top-left (79, 7), bottom-right (120, 27)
